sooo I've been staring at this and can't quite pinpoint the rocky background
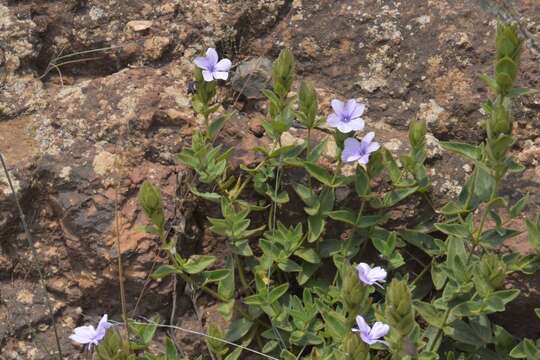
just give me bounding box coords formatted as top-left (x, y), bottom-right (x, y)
top-left (0, 0), bottom-right (539, 358)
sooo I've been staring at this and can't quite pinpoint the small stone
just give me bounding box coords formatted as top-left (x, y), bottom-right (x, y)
top-left (143, 36), bottom-right (171, 61)
top-left (231, 57), bottom-right (273, 99)
top-left (126, 20), bottom-right (153, 32)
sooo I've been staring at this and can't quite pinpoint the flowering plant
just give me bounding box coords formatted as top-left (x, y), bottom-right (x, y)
top-left (120, 22), bottom-right (540, 360)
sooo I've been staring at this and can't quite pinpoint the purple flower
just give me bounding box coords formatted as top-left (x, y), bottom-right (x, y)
top-left (194, 48), bottom-right (232, 82)
top-left (327, 99), bottom-right (365, 133)
top-left (352, 315), bottom-right (390, 346)
top-left (341, 132), bottom-right (380, 165)
top-left (356, 262), bottom-right (387, 287)
top-left (69, 314), bottom-right (113, 348)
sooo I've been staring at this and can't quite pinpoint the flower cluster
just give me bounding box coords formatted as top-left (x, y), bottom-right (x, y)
top-left (327, 98), bottom-right (380, 165)
top-left (352, 263), bottom-right (390, 345)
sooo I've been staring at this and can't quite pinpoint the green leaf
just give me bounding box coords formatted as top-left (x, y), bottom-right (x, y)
top-left (440, 141), bottom-right (481, 161)
top-left (380, 186), bottom-right (418, 208)
top-left (510, 193), bottom-right (529, 218)
top-left (435, 223), bottom-right (470, 239)
top-left (401, 230), bottom-right (444, 256)
top-left (151, 265), bottom-right (178, 279)
top-left (526, 219), bottom-right (540, 253)
top-left (225, 348), bottom-right (242, 360)
top-left (280, 350), bottom-right (297, 360)
top-left (308, 213), bottom-right (325, 243)
top-left (208, 113), bottom-right (231, 140)
top-left (480, 228), bottom-right (520, 248)
top-left (164, 338), bottom-right (179, 360)
top-left (277, 258), bottom-right (302, 272)
top-left (304, 162), bottom-right (334, 186)
top-left (508, 87), bottom-right (534, 97)
top-left (510, 338), bottom-right (540, 359)
top-left (328, 209), bottom-right (357, 225)
top-left (190, 187), bottom-right (221, 203)
top-left (183, 255), bottom-right (216, 274)
top-left (449, 319), bottom-right (492, 346)
top-left (355, 166), bottom-right (370, 196)
top-left (202, 269), bottom-right (230, 284)
top-left (307, 139), bottom-right (328, 163)
top-left (268, 283), bottom-right (289, 304)
top-left (414, 301), bottom-right (445, 328)
top-left (226, 318), bottom-right (253, 342)
top-left (381, 148), bottom-right (403, 184)
top-left (320, 309), bottom-right (348, 341)
top-left (294, 247), bottom-right (321, 264)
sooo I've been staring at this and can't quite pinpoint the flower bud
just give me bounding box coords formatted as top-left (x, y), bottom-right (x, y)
top-left (298, 81), bottom-right (318, 128)
top-left (342, 332), bottom-right (370, 360)
top-left (408, 119), bottom-right (426, 150)
top-left (138, 181), bottom-right (164, 228)
top-left (478, 253), bottom-right (507, 290)
top-left (341, 265), bottom-right (371, 320)
top-left (496, 22), bottom-right (522, 61)
top-left (384, 279), bottom-right (417, 355)
top-left (495, 23), bottom-right (523, 94)
top-left (488, 98), bottom-right (512, 139)
top-left (272, 49), bottom-right (295, 99)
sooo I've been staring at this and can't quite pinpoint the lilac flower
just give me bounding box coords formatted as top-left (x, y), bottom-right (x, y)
top-left (341, 132), bottom-right (380, 165)
top-left (356, 262), bottom-right (387, 287)
top-left (352, 315), bottom-right (390, 346)
top-left (327, 99), bottom-right (365, 133)
top-left (69, 314), bottom-right (113, 348)
top-left (194, 48), bottom-right (232, 82)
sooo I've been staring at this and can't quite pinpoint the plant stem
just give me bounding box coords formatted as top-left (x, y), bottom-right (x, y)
top-left (114, 174), bottom-right (131, 350)
top-left (0, 154), bottom-right (63, 360)
top-left (234, 254), bottom-right (250, 291)
top-left (428, 176), bottom-right (500, 353)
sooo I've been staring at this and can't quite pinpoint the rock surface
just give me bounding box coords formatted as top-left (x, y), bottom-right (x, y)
top-left (0, 0), bottom-right (539, 357)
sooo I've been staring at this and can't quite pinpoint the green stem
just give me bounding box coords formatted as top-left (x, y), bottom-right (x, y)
top-left (428, 176), bottom-right (501, 353)
top-left (411, 260), bottom-right (432, 287)
top-left (234, 254), bottom-right (250, 291)
top-left (427, 307), bottom-right (451, 352)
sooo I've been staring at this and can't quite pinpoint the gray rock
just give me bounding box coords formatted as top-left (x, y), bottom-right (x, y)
top-left (231, 57), bottom-right (272, 99)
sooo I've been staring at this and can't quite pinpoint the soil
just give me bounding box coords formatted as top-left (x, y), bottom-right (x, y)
top-left (0, 0), bottom-right (539, 358)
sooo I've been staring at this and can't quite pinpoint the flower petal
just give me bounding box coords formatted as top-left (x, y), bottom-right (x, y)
top-left (337, 121), bottom-right (357, 134)
top-left (212, 71), bottom-right (229, 80)
top-left (331, 99), bottom-right (345, 116)
top-left (215, 58), bottom-right (232, 72)
top-left (356, 263), bottom-right (372, 284)
top-left (326, 113), bottom-right (341, 127)
top-left (360, 333), bottom-right (379, 345)
top-left (347, 118), bottom-right (365, 132)
top-left (354, 315), bottom-right (371, 334)
top-left (194, 56), bottom-right (210, 70)
top-left (206, 48), bottom-right (219, 66)
top-left (202, 70), bottom-right (214, 82)
top-left (97, 315), bottom-right (113, 331)
top-left (69, 333), bottom-right (93, 344)
top-left (342, 138), bottom-right (362, 162)
top-left (70, 326), bottom-right (96, 344)
top-left (362, 131), bottom-right (375, 144)
top-left (343, 99), bottom-right (358, 117)
top-left (367, 141), bottom-right (380, 153)
top-left (357, 154), bottom-right (371, 165)
top-left (350, 102), bottom-right (365, 120)
top-left (370, 322), bottom-right (390, 339)
top-left (368, 266), bottom-right (387, 282)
